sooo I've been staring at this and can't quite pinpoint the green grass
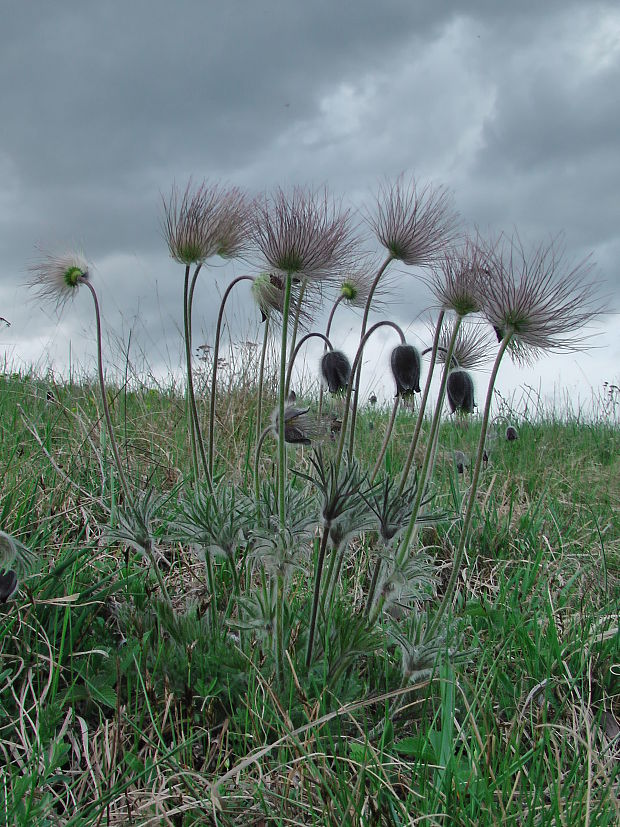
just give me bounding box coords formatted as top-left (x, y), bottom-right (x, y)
top-left (0, 371), bottom-right (618, 825)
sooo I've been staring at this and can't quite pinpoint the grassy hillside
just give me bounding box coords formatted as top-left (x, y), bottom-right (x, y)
top-left (0, 370), bottom-right (618, 826)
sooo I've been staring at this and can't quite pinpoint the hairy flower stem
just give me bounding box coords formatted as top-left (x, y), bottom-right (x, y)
top-left (254, 320), bottom-right (270, 509)
top-left (318, 294), bottom-right (344, 418)
top-left (284, 332), bottom-right (333, 398)
top-left (85, 282), bottom-right (171, 605)
top-left (370, 396), bottom-right (400, 483)
top-left (276, 272), bottom-right (293, 686)
top-left (369, 317), bottom-right (462, 625)
top-left (429, 334), bottom-right (512, 637)
top-left (205, 553), bottom-right (219, 632)
top-left (285, 279), bottom-right (307, 395)
top-left (278, 274), bottom-right (293, 531)
top-left (397, 310), bottom-right (445, 497)
top-left (144, 540), bottom-right (172, 605)
top-left (208, 275), bottom-right (254, 479)
top-left (348, 255), bottom-right (394, 457)
top-left (183, 266), bottom-right (212, 488)
top-left (335, 320), bottom-right (405, 474)
top-left (83, 281), bottom-right (132, 507)
top-left (306, 523), bottom-right (331, 668)
top-left (364, 543), bottom-right (386, 617)
top-left (254, 426), bottom-right (272, 523)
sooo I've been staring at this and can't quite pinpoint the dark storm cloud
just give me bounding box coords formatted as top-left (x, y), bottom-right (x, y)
top-left (0, 0), bottom-right (618, 395)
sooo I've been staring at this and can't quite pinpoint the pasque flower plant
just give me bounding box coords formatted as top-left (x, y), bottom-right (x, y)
top-left (25, 175), bottom-right (603, 715)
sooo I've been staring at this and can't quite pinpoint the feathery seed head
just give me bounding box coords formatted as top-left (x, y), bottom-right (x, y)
top-left (429, 240), bottom-right (487, 316)
top-left (213, 187), bottom-right (253, 258)
top-left (370, 176), bottom-right (459, 266)
top-left (390, 344), bottom-right (422, 397)
top-left (163, 181), bottom-right (249, 264)
top-left (435, 318), bottom-right (494, 370)
top-left (252, 187), bottom-right (354, 283)
top-left (28, 251), bottom-right (90, 309)
top-left (481, 235), bottom-right (602, 362)
top-left (320, 350), bottom-right (352, 394)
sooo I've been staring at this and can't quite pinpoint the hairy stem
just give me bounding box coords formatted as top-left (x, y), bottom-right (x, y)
top-left (319, 294), bottom-right (345, 417)
top-left (335, 320), bottom-right (405, 473)
top-left (306, 524), bottom-right (331, 668)
top-left (254, 320), bottom-right (270, 509)
top-left (369, 316), bottom-right (462, 624)
top-left (429, 333), bottom-right (511, 636)
top-left (208, 275), bottom-right (254, 479)
top-left (397, 310), bottom-right (445, 496)
top-left (83, 280), bottom-right (132, 507)
top-left (284, 332), bottom-right (333, 399)
top-left (285, 279), bottom-right (307, 394)
top-left (348, 255), bottom-right (394, 457)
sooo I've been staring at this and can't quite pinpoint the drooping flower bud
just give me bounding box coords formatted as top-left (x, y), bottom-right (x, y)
top-left (390, 344), bottom-right (421, 397)
top-left (0, 570), bottom-right (18, 603)
top-left (320, 350), bottom-right (351, 394)
top-left (505, 425), bottom-right (519, 441)
top-left (447, 369), bottom-right (475, 414)
top-left (271, 404), bottom-right (322, 445)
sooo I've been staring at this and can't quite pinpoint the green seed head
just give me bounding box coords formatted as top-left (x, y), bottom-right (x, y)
top-left (340, 280), bottom-right (357, 302)
top-left (64, 265), bottom-right (87, 288)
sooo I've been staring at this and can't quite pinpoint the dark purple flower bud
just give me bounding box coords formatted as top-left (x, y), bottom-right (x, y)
top-left (321, 350), bottom-right (351, 394)
top-left (0, 570), bottom-right (18, 603)
top-left (506, 425), bottom-right (518, 441)
top-left (447, 369), bottom-right (475, 414)
top-left (390, 344), bottom-right (421, 397)
top-left (271, 404), bottom-right (323, 445)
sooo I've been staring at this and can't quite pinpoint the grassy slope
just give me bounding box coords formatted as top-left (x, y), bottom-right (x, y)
top-left (0, 372), bottom-right (618, 826)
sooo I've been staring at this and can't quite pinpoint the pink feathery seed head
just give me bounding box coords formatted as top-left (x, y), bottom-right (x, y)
top-left (162, 180), bottom-right (228, 265)
top-left (213, 187), bottom-right (254, 259)
top-left (429, 237), bottom-right (489, 317)
top-left (28, 251), bottom-right (91, 309)
top-left (481, 234), bottom-right (603, 362)
top-left (369, 175), bottom-right (460, 267)
top-left (251, 186), bottom-right (355, 284)
top-left (435, 318), bottom-right (494, 371)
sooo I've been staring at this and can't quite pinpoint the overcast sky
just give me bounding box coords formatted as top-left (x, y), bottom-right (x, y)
top-left (1, 1), bottom-right (619, 414)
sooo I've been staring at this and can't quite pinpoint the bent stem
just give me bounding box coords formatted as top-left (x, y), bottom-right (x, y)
top-left (397, 310), bottom-right (445, 496)
top-left (83, 280), bottom-right (132, 507)
top-left (284, 332), bottom-right (333, 399)
top-left (369, 316), bottom-right (462, 625)
top-left (318, 294), bottom-right (345, 418)
top-left (335, 320), bottom-right (405, 474)
top-left (428, 333), bottom-right (511, 637)
top-left (208, 275), bottom-right (254, 479)
top-left (348, 255), bottom-right (394, 457)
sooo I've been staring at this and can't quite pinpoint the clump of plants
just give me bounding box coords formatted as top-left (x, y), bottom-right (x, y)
top-left (23, 177), bottom-right (604, 748)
